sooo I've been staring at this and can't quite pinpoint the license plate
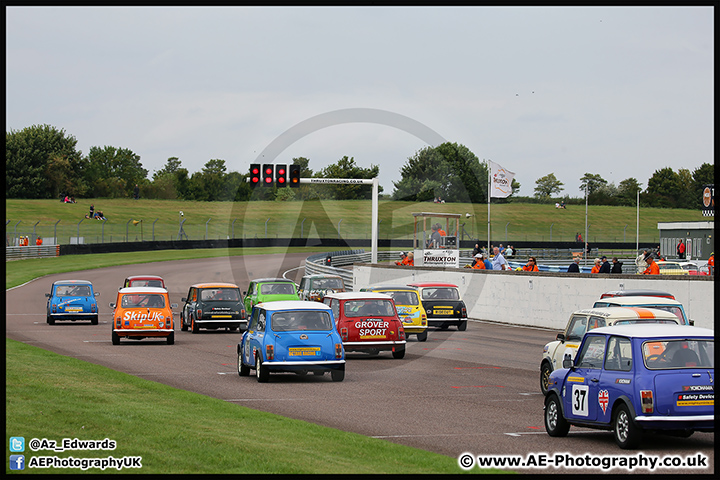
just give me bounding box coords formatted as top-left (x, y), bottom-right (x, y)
top-left (289, 347), bottom-right (320, 357)
top-left (65, 307), bottom-right (82, 312)
top-left (211, 315), bottom-right (232, 319)
top-left (434, 309), bottom-right (453, 315)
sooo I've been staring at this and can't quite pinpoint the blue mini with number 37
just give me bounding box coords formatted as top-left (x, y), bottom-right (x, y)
top-left (544, 324), bottom-right (714, 449)
top-left (237, 301), bottom-right (345, 383)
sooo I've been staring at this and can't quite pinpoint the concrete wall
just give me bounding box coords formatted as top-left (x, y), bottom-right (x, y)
top-left (353, 265), bottom-right (714, 331)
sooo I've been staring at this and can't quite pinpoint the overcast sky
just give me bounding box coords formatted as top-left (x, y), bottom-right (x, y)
top-left (6, 6), bottom-right (713, 197)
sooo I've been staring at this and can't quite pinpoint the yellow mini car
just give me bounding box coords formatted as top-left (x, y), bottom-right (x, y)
top-left (655, 261), bottom-right (689, 275)
top-left (360, 285), bottom-right (428, 341)
top-left (110, 287), bottom-right (177, 345)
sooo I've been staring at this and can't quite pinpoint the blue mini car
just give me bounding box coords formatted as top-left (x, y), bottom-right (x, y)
top-left (544, 324), bottom-right (714, 449)
top-left (237, 301), bottom-right (345, 382)
top-left (45, 279), bottom-right (100, 325)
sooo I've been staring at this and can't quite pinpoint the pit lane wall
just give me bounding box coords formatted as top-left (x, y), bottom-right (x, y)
top-left (352, 265), bottom-right (714, 330)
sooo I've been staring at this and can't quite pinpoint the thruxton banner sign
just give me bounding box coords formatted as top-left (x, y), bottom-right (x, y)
top-left (418, 249), bottom-right (459, 268)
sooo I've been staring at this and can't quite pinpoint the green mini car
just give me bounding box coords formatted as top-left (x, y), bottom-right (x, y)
top-left (243, 278), bottom-right (300, 313)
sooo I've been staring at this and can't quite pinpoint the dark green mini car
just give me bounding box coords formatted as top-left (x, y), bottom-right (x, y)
top-left (243, 278), bottom-right (300, 313)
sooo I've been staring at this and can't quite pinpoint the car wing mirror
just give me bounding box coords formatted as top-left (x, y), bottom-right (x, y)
top-left (109, 303), bottom-right (116, 308)
top-left (46, 293), bottom-right (51, 297)
top-left (171, 303), bottom-right (178, 309)
top-left (556, 333), bottom-right (566, 342)
top-left (562, 353), bottom-right (574, 369)
top-left (688, 319), bottom-right (695, 326)
top-left (94, 292), bottom-right (100, 297)
top-left (181, 298), bottom-right (187, 302)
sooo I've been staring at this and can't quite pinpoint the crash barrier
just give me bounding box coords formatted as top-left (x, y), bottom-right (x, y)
top-left (304, 250), bottom-right (399, 289)
top-left (5, 245), bottom-right (60, 261)
top-left (352, 263), bottom-right (714, 330)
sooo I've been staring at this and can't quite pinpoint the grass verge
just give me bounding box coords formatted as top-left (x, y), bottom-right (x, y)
top-left (5, 339), bottom-right (494, 474)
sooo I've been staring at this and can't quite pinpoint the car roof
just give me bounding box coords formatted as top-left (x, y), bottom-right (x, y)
top-left (407, 282), bottom-right (459, 288)
top-left (323, 292), bottom-right (393, 300)
top-left (251, 278), bottom-right (295, 283)
top-left (589, 324), bottom-right (714, 339)
top-left (304, 274), bottom-right (342, 279)
top-left (570, 307), bottom-right (679, 321)
top-left (595, 296), bottom-right (682, 307)
top-left (125, 275), bottom-right (164, 280)
top-left (118, 287), bottom-right (169, 294)
top-left (189, 283), bottom-right (240, 289)
top-left (256, 300), bottom-right (332, 311)
top-left (364, 285), bottom-right (419, 291)
top-left (53, 279), bottom-right (93, 285)
top-left (600, 289), bottom-right (675, 299)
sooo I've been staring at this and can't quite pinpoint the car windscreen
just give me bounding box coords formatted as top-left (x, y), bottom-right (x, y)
top-left (384, 291), bottom-right (419, 306)
top-left (200, 288), bottom-right (240, 301)
top-left (421, 287), bottom-right (459, 300)
top-left (271, 310), bottom-right (333, 331)
top-left (129, 280), bottom-right (164, 288)
top-left (260, 283), bottom-right (295, 295)
top-left (344, 300), bottom-right (396, 317)
top-left (643, 339), bottom-right (714, 369)
top-left (56, 285), bottom-right (91, 296)
top-left (121, 294), bottom-right (166, 308)
top-left (312, 278), bottom-right (344, 290)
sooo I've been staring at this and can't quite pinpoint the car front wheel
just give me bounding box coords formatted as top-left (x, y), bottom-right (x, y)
top-left (180, 314), bottom-right (188, 331)
top-left (544, 394), bottom-right (570, 437)
top-left (191, 317), bottom-right (200, 334)
top-left (540, 363), bottom-right (552, 395)
top-left (613, 404), bottom-right (642, 449)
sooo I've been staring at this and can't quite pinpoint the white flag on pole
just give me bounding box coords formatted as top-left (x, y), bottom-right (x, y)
top-left (489, 161), bottom-right (515, 198)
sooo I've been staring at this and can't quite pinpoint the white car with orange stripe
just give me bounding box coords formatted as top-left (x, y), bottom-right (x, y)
top-left (540, 307), bottom-right (680, 394)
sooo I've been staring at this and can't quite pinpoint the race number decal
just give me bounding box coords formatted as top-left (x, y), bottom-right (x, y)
top-left (571, 384), bottom-right (589, 416)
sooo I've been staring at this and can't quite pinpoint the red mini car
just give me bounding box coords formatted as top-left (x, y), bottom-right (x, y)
top-left (323, 292), bottom-right (407, 359)
top-left (121, 275), bottom-right (166, 290)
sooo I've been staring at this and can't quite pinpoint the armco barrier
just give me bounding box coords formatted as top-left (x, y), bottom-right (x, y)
top-left (6, 245), bottom-right (60, 260)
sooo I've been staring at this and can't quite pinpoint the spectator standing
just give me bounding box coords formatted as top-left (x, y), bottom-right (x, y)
top-left (133, 184), bottom-right (140, 200)
top-left (610, 257), bottom-right (623, 274)
top-left (470, 253), bottom-right (486, 269)
top-left (676, 240), bottom-right (686, 260)
top-left (643, 254), bottom-right (660, 275)
top-left (472, 243), bottom-right (481, 256)
top-left (707, 252), bottom-right (714, 275)
top-left (567, 257), bottom-right (581, 273)
top-left (522, 257), bottom-right (539, 271)
top-left (505, 245), bottom-right (514, 258)
top-left (492, 247), bottom-right (509, 270)
top-left (36, 236), bottom-right (43, 246)
top-left (635, 249), bottom-right (649, 274)
top-left (598, 256), bottom-right (611, 274)
top-left (483, 254), bottom-right (493, 270)
top-left (591, 258), bottom-right (602, 274)
top-left (405, 252), bottom-right (414, 266)
top-left (395, 252), bottom-right (407, 266)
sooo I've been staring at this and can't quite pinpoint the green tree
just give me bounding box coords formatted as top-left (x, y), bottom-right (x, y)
top-left (6, 124), bottom-right (83, 198)
top-left (645, 167), bottom-right (682, 208)
top-left (314, 156), bottom-right (380, 200)
top-left (616, 178), bottom-right (642, 207)
top-left (534, 173), bottom-right (564, 199)
top-left (84, 146), bottom-right (148, 198)
top-left (579, 173), bottom-right (608, 196)
top-left (392, 143), bottom-right (487, 203)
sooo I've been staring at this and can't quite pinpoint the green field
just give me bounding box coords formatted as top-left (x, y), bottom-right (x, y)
top-left (6, 198), bottom-right (706, 245)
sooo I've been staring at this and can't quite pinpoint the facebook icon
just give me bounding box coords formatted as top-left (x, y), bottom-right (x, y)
top-left (10, 455), bottom-right (25, 470)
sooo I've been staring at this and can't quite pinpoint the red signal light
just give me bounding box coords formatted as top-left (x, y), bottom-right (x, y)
top-left (249, 164), bottom-right (261, 187)
top-left (276, 164), bottom-right (287, 185)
